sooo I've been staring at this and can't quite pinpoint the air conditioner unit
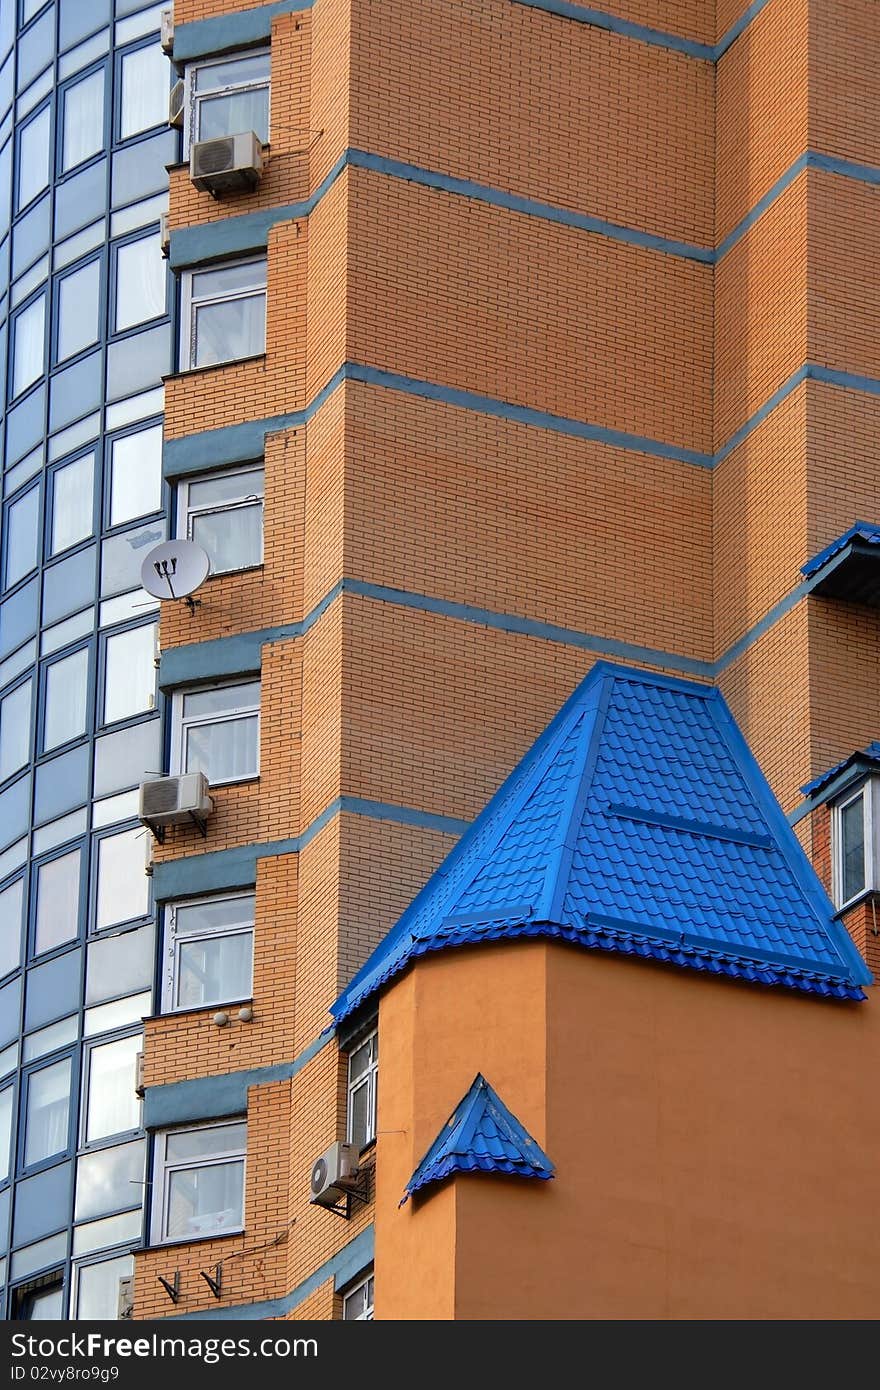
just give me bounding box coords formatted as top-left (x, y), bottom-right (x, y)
top-left (139, 772), bottom-right (213, 830)
top-left (159, 211), bottom-right (170, 259)
top-left (190, 131), bottom-right (263, 195)
top-left (117, 1276), bottom-right (134, 1320)
top-left (160, 8), bottom-right (174, 55)
top-left (168, 78), bottom-right (184, 129)
top-left (310, 1141), bottom-right (359, 1208)
top-left (135, 1051), bottom-right (145, 1098)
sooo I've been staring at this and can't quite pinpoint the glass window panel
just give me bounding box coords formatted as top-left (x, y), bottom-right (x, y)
top-left (192, 294), bottom-right (265, 369)
top-left (0, 1084), bottom-right (12, 1181)
top-left (0, 679), bottom-right (31, 781)
top-left (184, 714), bottom-right (258, 784)
top-left (175, 895), bottom-right (254, 937)
top-left (61, 68), bottom-right (104, 171)
top-left (48, 409), bottom-right (100, 462)
top-left (191, 504), bottom-right (262, 575)
top-left (25, 1057), bottom-right (71, 1165)
top-left (165, 1122), bottom-right (245, 1163)
top-left (348, 1082), bottom-right (370, 1152)
top-left (85, 922), bottom-right (154, 1005)
top-left (84, 1033), bottom-right (141, 1140)
top-left (41, 608), bottom-right (93, 657)
top-left (109, 424), bottom-right (161, 525)
top-left (166, 1159), bottom-right (243, 1240)
top-left (22, 1014), bottom-right (77, 1063)
top-left (83, 989), bottom-right (149, 1036)
top-left (182, 682), bottom-right (259, 720)
top-left (841, 795), bottom-right (866, 903)
top-left (105, 385), bottom-right (163, 431)
top-left (53, 156), bottom-right (105, 242)
top-left (74, 1252), bottom-right (132, 1319)
top-left (51, 453), bottom-right (94, 554)
top-left (58, 28), bottom-right (109, 82)
top-left (119, 44), bottom-right (167, 140)
top-left (0, 976), bottom-right (21, 1048)
top-left (3, 487), bottom-right (39, 587)
top-left (43, 647), bottom-right (88, 750)
top-left (114, 236), bottom-right (165, 332)
top-left (343, 1275), bottom-right (373, 1321)
top-left (0, 1042), bottom-right (18, 1079)
top-left (191, 262), bottom-right (264, 299)
top-left (187, 469), bottom-right (264, 511)
top-left (33, 749), bottom-right (89, 827)
top-left (176, 932), bottom-right (252, 1011)
top-left (105, 321), bottom-right (169, 400)
top-left (95, 827), bottom-right (148, 929)
top-left (56, 259), bottom-right (100, 362)
top-left (93, 717), bottom-right (159, 797)
top-left (11, 296), bottom-right (45, 397)
top-left (34, 849), bottom-right (80, 955)
top-left (196, 88), bottom-right (268, 144)
top-left (59, 0), bottom-right (110, 53)
top-left (100, 519), bottom-right (164, 596)
top-left (74, 1137), bottom-right (144, 1220)
top-left (194, 55), bottom-right (269, 92)
top-left (42, 545), bottom-right (96, 626)
top-left (71, 1206), bottom-right (140, 1256)
top-left (24, 946), bottom-right (81, 1031)
top-left (17, 9), bottom-right (54, 89)
top-left (18, 1284), bottom-right (64, 1318)
top-left (103, 623), bottom-right (155, 725)
top-left (90, 788), bottom-right (138, 828)
top-left (100, 590), bottom-right (157, 628)
top-left (0, 877), bottom-right (24, 976)
top-left (16, 106), bottom-right (49, 211)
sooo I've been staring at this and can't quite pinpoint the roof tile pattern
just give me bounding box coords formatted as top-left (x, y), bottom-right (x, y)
top-left (401, 1074), bottom-right (554, 1204)
top-left (333, 664), bottom-right (871, 1022)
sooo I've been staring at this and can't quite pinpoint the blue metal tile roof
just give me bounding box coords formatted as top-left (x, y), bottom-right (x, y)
top-left (401, 1074), bottom-right (554, 1204)
top-left (801, 742), bottom-right (880, 798)
top-left (333, 663), bottom-right (871, 1022)
top-left (802, 522), bottom-right (880, 577)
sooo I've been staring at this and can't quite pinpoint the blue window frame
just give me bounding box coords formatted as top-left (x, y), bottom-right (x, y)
top-left (47, 450), bottom-right (96, 558)
top-left (57, 63), bottom-right (107, 176)
top-left (2, 483), bottom-right (41, 590)
top-left (115, 37), bottom-right (168, 145)
top-left (90, 822), bottom-right (151, 935)
top-left (39, 641), bottom-right (93, 755)
top-left (8, 292), bottom-right (46, 401)
top-left (15, 101), bottom-right (51, 214)
top-left (53, 254), bottom-right (104, 366)
top-left (30, 843), bottom-right (84, 959)
top-left (110, 229), bottom-right (166, 338)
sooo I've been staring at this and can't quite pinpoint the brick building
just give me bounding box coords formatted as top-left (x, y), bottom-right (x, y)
top-left (1, 0), bottom-right (879, 1321)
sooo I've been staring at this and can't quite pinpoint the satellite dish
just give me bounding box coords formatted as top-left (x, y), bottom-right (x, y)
top-left (140, 539), bottom-right (210, 601)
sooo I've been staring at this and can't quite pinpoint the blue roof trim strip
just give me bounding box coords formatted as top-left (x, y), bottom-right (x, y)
top-left (401, 1074), bottom-right (554, 1204)
top-left (333, 662), bottom-right (871, 1023)
top-left (801, 522), bottom-right (880, 578)
top-left (800, 742), bottom-right (880, 798)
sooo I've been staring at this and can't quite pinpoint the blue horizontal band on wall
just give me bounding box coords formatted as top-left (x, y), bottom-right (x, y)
top-left (143, 1027), bottom-right (335, 1129)
top-left (152, 794), bottom-right (468, 902)
top-left (172, 0), bottom-right (314, 63)
top-left (168, 1225), bottom-right (374, 1321)
top-left (512, 0), bottom-right (772, 61)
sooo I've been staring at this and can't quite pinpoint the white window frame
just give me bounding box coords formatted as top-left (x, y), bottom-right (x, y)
top-left (151, 1120), bottom-right (246, 1246)
top-left (346, 1030), bottom-right (378, 1151)
top-left (342, 1270), bottom-right (374, 1321)
top-left (176, 466), bottom-right (264, 576)
top-left (170, 679), bottom-right (261, 786)
top-left (184, 49), bottom-right (270, 155)
top-left (162, 892), bottom-right (255, 1013)
top-left (832, 777), bottom-right (879, 909)
top-left (179, 257), bottom-right (267, 373)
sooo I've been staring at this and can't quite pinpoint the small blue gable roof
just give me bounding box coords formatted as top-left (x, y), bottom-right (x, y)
top-left (802, 522), bottom-right (880, 577)
top-left (401, 1074), bottom-right (554, 1204)
top-left (801, 741), bottom-right (880, 799)
top-left (333, 663), bottom-right (871, 1023)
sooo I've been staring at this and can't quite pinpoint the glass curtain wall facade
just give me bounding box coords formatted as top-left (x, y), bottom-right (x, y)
top-left (0, 0), bottom-right (173, 1320)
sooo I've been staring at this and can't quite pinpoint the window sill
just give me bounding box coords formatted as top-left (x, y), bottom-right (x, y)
top-left (163, 354), bottom-right (266, 384)
top-left (143, 997), bottom-right (253, 1024)
top-left (833, 886), bottom-right (879, 918)
top-left (130, 1228), bottom-right (244, 1255)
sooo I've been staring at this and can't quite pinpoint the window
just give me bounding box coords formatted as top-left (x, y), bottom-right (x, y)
top-left (0, 1083), bottom-right (13, 1182)
top-left (57, 259), bottom-right (101, 362)
top-left (833, 779), bottom-right (879, 908)
top-left (50, 454), bottom-right (94, 555)
top-left (0, 679), bottom-right (31, 781)
top-left (0, 878), bottom-right (25, 977)
top-left (73, 1253), bottom-right (133, 1320)
top-left (342, 1271), bottom-right (374, 1321)
top-left (14, 1280), bottom-right (64, 1319)
top-left (188, 51), bottom-right (269, 148)
top-left (82, 1033), bottom-right (141, 1142)
top-left (102, 623), bottom-right (156, 725)
top-left (11, 295), bottom-right (46, 397)
top-left (61, 68), bottom-right (104, 172)
top-left (182, 259), bottom-right (266, 371)
top-left (74, 1138), bottom-right (145, 1221)
top-left (114, 235), bottom-right (166, 333)
top-left (108, 424), bottom-right (162, 527)
top-left (346, 1030), bottom-right (378, 1151)
top-left (43, 647), bottom-right (89, 751)
top-left (95, 827), bottom-right (149, 930)
top-left (163, 893), bottom-right (254, 1013)
top-left (173, 680), bottom-right (259, 785)
top-left (153, 1121), bottom-right (246, 1243)
top-left (119, 43), bottom-right (168, 141)
top-left (178, 467), bottom-right (264, 575)
top-left (17, 105), bottom-right (50, 211)
top-left (3, 485), bottom-right (40, 586)
top-left (34, 848), bottom-right (81, 955)
top-left (24, 1056), bottom-right (71, 1166)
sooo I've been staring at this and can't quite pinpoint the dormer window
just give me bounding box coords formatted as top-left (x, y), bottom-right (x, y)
top-left (833, 779), bottom-right (879, 909)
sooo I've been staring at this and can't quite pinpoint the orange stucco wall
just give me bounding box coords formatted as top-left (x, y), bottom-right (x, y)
top-left (376, 942), bottom-right (880, 1320)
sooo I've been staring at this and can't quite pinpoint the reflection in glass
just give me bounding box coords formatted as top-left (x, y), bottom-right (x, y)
top-left (11, 297), bottom-right (45, 398)
top-left (95, 827), bottom-right (148, 930)
top-left (57, 260), bottom-right (100, 362)
top-left (0, 680), bottom-right (32, 782)
top-left (43, 648), bottom-right (88, 750)
top-left (51, 454), bottom-right (94, 554)
top-left (74, 1138), bottom-right (144, 1221)
top-left (0, 878), bottom-right (24, 977)
top-left (119, 45), bottom-right (168, 141)
top-left (35, 850), bottom-right (80, 955)
top-left (84, 1033), bottom-right (141, 1141)
top-left (102, 623), bottom-right (155, 725)
top-left (4, 487), bottom-right (40, 588)
top-left (62, 69), bottom-right (104, 172)
top-left (114, 236), bottom-right (165, 332)
top-left (109, 425), bottom-right (162, 526)
top-left (17, 106), bottom-right (50, 211)
top-left (75, 1253), bottom-right (133, 1319)
top-left (25, 1057), bottom-right (71, 1165)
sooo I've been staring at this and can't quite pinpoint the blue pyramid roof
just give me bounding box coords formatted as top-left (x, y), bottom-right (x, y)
top-left (333, 663), bottom-right (871, 1022)
top-left (401, 1074), bottom-right (554, 1204)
